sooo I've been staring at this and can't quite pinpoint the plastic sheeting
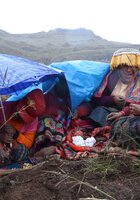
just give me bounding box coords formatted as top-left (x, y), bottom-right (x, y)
top-left (4, 56), bottom-right (110, 111)
top-left (7, 77), bottom-right (59, 101)
top-left (0, 54), bottom-right (61, 95)
top-left (51, 60), bottom-right (110, 111)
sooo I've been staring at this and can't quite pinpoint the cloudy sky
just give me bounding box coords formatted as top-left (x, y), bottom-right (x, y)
top-left (0, 0), bottom-right (140, 44)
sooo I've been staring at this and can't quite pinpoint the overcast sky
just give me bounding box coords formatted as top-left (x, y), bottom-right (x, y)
top-left (0, 0), bottom-right (140, 44)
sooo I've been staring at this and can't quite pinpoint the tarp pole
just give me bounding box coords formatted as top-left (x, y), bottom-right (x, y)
top-left (0, 95), bottom-right (6, 122)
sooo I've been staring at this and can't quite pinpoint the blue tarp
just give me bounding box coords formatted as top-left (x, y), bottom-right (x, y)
top-left (0, 54), bottom-right (61, 95)
top-left (7, 77), bottom-right (59, 101)
top-left (51, 60), bottom-right (110, 111)
top-left (1, 55), bottom-right (110, 111)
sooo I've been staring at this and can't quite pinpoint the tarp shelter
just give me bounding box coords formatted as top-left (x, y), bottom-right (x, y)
top-left (0, 53), bottom-right (110, 113)
top-left (51, 60), bottom-right (110, 111)
top-left (0, 54), bottom-right (62, 95)
top-left (0, 54), bottom-right (63, 123)
top-left (6, 58), bottom-right (110, 113)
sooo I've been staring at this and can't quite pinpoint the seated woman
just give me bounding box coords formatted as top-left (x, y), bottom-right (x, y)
top-left (0, 89), bottom-right (46, 166)
top-left (29, 83), bottom-right (71, 158)
top-left (89, 48), bottom-right (140, 127)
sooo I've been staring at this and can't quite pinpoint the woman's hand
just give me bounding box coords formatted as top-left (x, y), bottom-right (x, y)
top-left (129, 103), bottom-right (140, 115)
top-left (107, 112), bottom-right (123, 121)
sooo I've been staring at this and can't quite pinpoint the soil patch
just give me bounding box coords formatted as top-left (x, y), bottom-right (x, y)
top-left (0, 155), bottom-right (140, 200)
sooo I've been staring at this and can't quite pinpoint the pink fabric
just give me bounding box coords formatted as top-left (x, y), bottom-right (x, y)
top-left (20, 117), bottom-right (38, 133)
top-left (94, 71), bottom-right (112, 98)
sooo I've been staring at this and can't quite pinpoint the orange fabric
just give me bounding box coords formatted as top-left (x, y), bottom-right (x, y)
top-left (9, 118), bottom-right (38, 149)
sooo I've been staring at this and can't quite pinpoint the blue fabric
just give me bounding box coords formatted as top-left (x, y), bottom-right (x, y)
top-left (51, 60), bottom-right (110, 111)
top-left (7, 77), bottom-right (59, 101)
top-left (1, 55), bottom-right (110, 112)
top-left (0, 54), bottom-right (62, 95)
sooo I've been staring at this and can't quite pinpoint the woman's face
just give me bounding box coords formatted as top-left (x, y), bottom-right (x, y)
top-left (119, 65), bottom-right (138, 83)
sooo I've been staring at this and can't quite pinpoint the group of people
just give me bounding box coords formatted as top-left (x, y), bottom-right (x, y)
top-left (0, 89), bottom-right (46, 166)
top-left (0, 47), bottom-right (140, 167)
top-left (0, 84), bottom-right (70, 166)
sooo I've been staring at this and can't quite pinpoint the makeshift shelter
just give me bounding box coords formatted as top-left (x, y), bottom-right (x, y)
top-left (0, 53), bottom-right (62, 95)
top-left (0, 54), bottom-right (112, 170)
top-left (7, 59), bottom-right (110, 112)
top-left (51, 60), bottom-right (110, 111)
top-left (0, 53), bottom-right (64, 123)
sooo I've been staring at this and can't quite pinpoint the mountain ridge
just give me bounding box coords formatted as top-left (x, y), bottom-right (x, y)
top-left (0, 28), bottom-right (140, 64)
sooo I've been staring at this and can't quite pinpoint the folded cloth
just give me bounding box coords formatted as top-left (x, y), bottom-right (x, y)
top-left (84, 137), bottom-right (96, 147)
top-left (72, 136), bottom-right (96, 147)
top-left (72, 136), bottom-right (85, 146)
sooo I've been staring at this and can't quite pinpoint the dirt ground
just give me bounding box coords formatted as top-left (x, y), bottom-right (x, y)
top-left (0, 155), bottom-right (140, 200)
